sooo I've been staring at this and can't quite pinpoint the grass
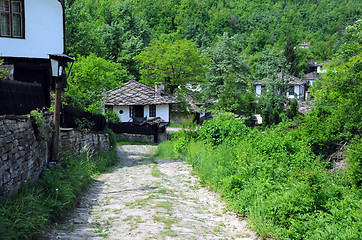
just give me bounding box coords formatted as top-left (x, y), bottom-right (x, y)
top-left (151, 163), bottom-right (162, 177)
top-left (0, 148), bottom-right (118, 240)
top-left (167, 123), bottom-right (184, 128)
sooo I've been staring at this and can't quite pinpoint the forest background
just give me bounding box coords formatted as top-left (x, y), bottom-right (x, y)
top-left (63, 0), bottom-right (361, 116)
top-left (62, 0), bottom-right (361, 239)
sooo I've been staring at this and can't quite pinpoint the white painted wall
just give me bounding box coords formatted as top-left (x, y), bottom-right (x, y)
top-left (156, 104), bottom-right (170, 122)
top-left (113, 106), bottom-right (132, 122)
top-left (112, 104), bottom-right (171, 123)
top-left (255, 85), bottom-right (262, 95)
top-left (0, 0), bottom-right (63, 59)
top-left (287, 85), bottom-right (305, 99)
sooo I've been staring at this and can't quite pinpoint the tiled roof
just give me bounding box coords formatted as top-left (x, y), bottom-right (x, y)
top-left (106, 80), bottom-right (179, 106)
top-left (303, 72), bottom-right (321, 80)
top-left (277, 72), bottom-right (304, 85)
top-left (254, 73), bottom-right (304, 86)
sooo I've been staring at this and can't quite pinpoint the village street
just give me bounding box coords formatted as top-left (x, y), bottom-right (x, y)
top-left (46, 145), bottom-right (258, 240)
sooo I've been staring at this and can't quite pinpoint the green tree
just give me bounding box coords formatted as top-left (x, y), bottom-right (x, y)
top-left (98, 0), bottom-right (151, 80)
top-left (135, 38), bottom-right (206, 93)
top-left (202, 33), bottom-right (253, 116)
top-left (254, 48), bottom-right (290, 125)
top-left (64, 2), bottom-right (101, 56)
top-left (64, 54), bottom-right (128, 113)
top-left (312, 19), bottom-right (362, 136)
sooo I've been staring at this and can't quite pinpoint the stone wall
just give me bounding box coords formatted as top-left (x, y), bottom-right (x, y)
top-left (115, 132), bottom-right (167, 144)
top-left (0, 114), bottom-right (53, 197)
top-left (0, 115), bottom-right (110, 197)
top-left (115, 133), bottom-right (154, 143)
top-left (60, 128), bottom-right (109, 153)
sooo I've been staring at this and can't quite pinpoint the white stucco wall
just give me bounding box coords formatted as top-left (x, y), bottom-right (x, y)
top-left (0, 0), bottom-right (64, 59)
top-left (255, 85), bottom-right (262, 95)
top-left (113, 106), bottom-right (131, 122)
top-left (112, 104), bottom-right (170, 123)
top-left (287, 85), bottom-right (305, 99)
top-left (155, 104), bottom-right (170, 122)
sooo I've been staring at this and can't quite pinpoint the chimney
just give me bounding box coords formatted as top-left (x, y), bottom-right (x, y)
top-left (155, 83), bottom-right (165, 96)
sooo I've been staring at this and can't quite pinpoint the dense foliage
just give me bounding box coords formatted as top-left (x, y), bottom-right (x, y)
top-left (63, 0), bottom-right (361, 116)
top-left (64, 54), bottom-right (127, 113)
top-left (0, 149), bottom-right (118, 239)
top-left (135, 39), bottom-right (206, 93)
top-left (157, 118), bottom-right (361, 239)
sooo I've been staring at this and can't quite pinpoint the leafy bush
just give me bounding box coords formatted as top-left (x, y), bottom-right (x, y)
top-left (198, 112), bottom-right (249, 146)
top-left (0, 149), bottom-right (118, 239)
top-left (0, 59), bottom-right (11, 80)
top-left (105, 127), bottom-right (117, 150)
top-left (346, 137), bottom-right (362, 187)
top-left (286, 98), bottom-right (299, 119)
top-left (105, 109), bottom-right (121, 123)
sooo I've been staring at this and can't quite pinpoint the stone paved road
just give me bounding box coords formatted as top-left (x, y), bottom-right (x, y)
top-left (46, 145), bottom-right (258, 240)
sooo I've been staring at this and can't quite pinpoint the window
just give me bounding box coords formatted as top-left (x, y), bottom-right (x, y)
top-left (149, 105), bottom-right (156, 117)
top-left (0, 0), bottom-right (24, 38)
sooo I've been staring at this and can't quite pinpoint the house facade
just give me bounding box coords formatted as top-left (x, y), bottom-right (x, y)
top-left (106, 81), bottom-right (179, 123)
top-left (254, 72), bottom-right (306, 100)
top-left (0, 0), bottom-right (63, 59)
top-left (0, 0), bottom-right (64, 115)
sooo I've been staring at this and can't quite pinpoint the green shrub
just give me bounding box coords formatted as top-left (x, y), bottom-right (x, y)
top-left (346, 137), bottom-right (362, 187)
top-left (106, 127), bottom-right (117, 149)
top-left (198, 114), bottom-right (249, 146)
top-left (105, 109), bottom-right (121, 124)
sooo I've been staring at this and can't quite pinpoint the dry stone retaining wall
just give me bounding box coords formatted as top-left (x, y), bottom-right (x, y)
top-left (60, 128), bottom-right (110, 153)
top-left (0, 115), bottom-right (110, 197)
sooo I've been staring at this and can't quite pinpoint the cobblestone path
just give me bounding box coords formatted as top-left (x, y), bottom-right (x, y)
top-left (46, 145), bottom-right (258, 240)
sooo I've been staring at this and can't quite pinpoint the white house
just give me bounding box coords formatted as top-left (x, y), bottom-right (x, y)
top-left (0, 0), bottom-right (64, 59)
top-left (254, 72), bottom-right (306, 100)
top-left (106, 81), bottom-right (179, 123)
top-left (0, 0), bottom-right (65, 114)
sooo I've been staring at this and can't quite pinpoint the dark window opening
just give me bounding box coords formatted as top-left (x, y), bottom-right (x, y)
top-left (149, 105), bottom-right (156, 117)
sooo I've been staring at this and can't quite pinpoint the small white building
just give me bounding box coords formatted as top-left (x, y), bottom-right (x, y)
top-left (303, 72), bottom-right (321, 99)
top-left (254, 72), bottom-right (306, 100)
top-left (106, 81), bottom-right (179, 123)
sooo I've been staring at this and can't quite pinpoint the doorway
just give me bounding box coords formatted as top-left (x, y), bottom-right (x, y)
top-left (134, 105), bottom-right (144, 122)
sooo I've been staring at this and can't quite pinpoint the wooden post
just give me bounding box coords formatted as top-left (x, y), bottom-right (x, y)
top-left (52, 79), bottom-right (62, 162)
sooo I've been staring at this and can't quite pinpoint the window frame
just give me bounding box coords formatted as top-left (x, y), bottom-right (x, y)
top-left (0, 0), bottom-right (25, 38)
top-left (149, 105), bottom-right (156, 118)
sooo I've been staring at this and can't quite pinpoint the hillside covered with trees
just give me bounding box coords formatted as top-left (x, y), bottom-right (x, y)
top-left (63, 0), bottom-right (361, 115)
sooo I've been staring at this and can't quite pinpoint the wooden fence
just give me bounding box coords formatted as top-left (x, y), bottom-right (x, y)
top-left (0, 79), bottom-right (47, 115)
